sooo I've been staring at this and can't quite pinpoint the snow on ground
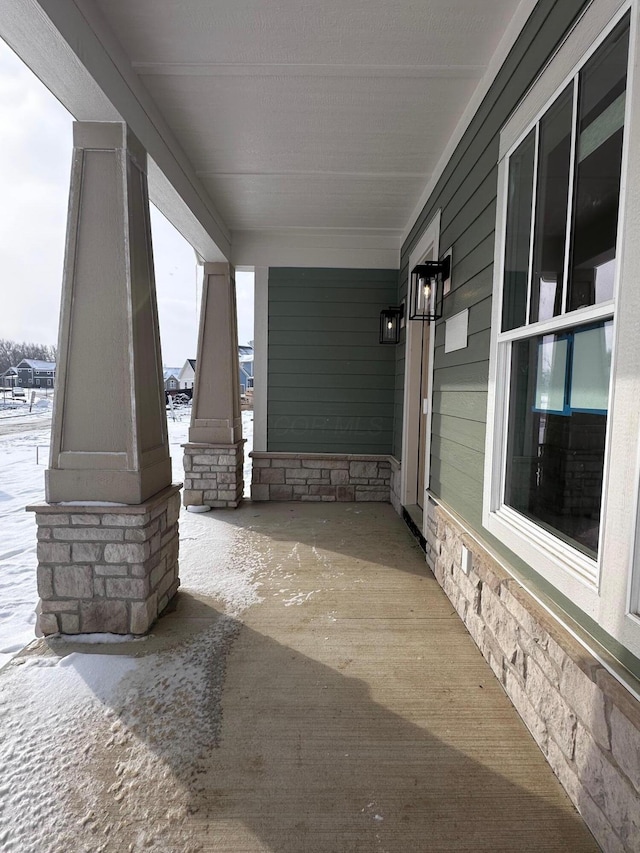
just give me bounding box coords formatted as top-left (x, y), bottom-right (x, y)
top-left (0, 403), bottom-right (255, 670)
top-left (0, 394), bottom-right (53, 428)
top-left (0, 404), bottom-right (261, 853)
top-left (0, 421), bottom-right (51, 669)
top-left (0, 613), bottom-right (242, 853)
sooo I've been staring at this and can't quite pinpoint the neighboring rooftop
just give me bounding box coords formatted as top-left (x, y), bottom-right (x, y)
top-left (17, 360), bottom-right (56, 370)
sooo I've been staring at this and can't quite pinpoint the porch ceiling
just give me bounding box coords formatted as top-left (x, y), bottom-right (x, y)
top-left (91, 0), bottom-right (524, 240)
top-left (0, 0), bottom-right (531, 262)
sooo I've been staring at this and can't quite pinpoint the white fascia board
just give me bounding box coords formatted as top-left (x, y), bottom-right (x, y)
top-left (0, 0), bottom-right (230, 262)
top-left (252, 266), bottom-right (269, 453)
top-left (231, 228), bottom-right (401, 270)
top-left (402, 0), bottom-right (539, 245)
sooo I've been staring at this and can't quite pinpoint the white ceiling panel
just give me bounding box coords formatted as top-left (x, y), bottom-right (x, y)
top-left (139, 73), bottom-right (480, 178)
top-left (94, 0), bottom-right (521, 69)
top-left (200, 173), bottom-right (421, 230)
top-left (79, 0), bottom-right (527, 243)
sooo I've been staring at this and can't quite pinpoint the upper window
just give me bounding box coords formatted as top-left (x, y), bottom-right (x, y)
top-left (502, 14), bottom-right (629, 334)
top-left (485, 10), bottom-right (631, 592)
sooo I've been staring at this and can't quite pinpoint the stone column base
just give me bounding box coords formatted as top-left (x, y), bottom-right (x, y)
top-left (182, 441), bottom-right (244, 508)
top-left (27, 484), bottom-right (182, 636)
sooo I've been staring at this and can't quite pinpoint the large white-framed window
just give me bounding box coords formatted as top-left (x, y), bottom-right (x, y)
top-left (485, 0), bottom-right (640, 655)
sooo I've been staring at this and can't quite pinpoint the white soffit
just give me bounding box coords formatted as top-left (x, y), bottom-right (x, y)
top-left (1, 0), bottom-right (533, 263)
top-left (91, 0), bottom-right (526, 249)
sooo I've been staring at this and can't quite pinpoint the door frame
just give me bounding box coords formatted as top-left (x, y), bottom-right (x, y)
top-left (400, 210), bottom-right (441, 529)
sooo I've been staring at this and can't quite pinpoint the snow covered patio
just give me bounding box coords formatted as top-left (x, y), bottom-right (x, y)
top-left (1, 500), bottom-right (598, 853)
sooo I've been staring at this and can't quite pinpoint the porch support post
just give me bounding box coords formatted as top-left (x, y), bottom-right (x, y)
top-left (28, 121), bottom-right (181, 637)
top-left (183, 262), bottom-right (244, 507)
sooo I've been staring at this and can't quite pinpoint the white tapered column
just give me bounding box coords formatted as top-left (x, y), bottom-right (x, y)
top-left (183, 262), bottom-right (244, 507)
top-left (46, 122), bottom-right (172, 504)
top-left (28, 122), bottom-right (180, 638)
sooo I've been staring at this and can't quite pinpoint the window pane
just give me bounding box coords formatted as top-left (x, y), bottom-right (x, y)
top-left (568, 15), bottom-right (629, 311)
top-left (570, 323), bottom-right (613, 411)
top-left (505, 320), bottom-right (612, 557)
top-left (502, 130), bottom-right (535, 331)
top-left (530, 85), bottom-right (573, 323)
top-left (534, 336), bottom-right (568, 413)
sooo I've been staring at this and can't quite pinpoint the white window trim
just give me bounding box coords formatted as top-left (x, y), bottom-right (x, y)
top-left (485, 0), bottom-right (640, 656)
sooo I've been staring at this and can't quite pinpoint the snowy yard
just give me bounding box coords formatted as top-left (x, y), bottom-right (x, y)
top-left (0, 401), bottom-right (254, 670)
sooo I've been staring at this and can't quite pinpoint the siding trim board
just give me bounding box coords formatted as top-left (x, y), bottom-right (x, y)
top-left (400, 211), bottom-right (440, 511)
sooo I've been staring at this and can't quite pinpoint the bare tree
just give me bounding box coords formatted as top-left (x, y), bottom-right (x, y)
top-left (0, 339), bottom-right (57, 374)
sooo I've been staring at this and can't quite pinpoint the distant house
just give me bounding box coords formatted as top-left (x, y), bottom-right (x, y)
top-left (179, 359), bottom-right (196, 391)
top-left (238, 345), bottom-right (254, 395)
top-left (163, 368), bottom-right (181, 393)
top-left (181, 347), bottom-right (254, 396)
top-left (16, 359), bottom-right (56, 389)
top-left (1, 367), bottom-right (18, 388)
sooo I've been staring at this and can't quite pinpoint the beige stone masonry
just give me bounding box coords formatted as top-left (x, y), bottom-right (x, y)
top-left (27, 485), bottom-right (182, 636)
top-left (426, 499), bottom-right (640, 853)
top-left (250, 452), bottom-right (392, 502)
top-left (183, 441), bottom-right (244, 508)
top-left (389, 456), bottom-right (402, 514)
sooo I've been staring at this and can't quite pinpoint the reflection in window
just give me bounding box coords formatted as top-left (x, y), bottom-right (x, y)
top-left (570, 324), bottom-right (613, 411)
top-left (530, 85), bottom-right (573, 324)
top-left (534, 336), bottom-right (568, 413)
top-left (503, 131), bottom-right (535, 331)
top-left (505, 320), bottom-right (613, 556)
top-left (568, 17), bottom-right (629, 311)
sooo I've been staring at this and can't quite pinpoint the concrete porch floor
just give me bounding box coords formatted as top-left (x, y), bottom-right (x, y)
top-left (2, 502), bottom-right (600, 852)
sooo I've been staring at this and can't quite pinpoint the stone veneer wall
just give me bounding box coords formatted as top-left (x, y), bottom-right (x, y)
top-left (426, 499), bottom-right (640, 853)
top-left (28, 485), bottom-right (181, 636)
top-left (250, 453), bottom-right (391, 501)
top-left (183, 442), bottom-right (244, 508)
top-left (389, 456), bottom-right (402, 515)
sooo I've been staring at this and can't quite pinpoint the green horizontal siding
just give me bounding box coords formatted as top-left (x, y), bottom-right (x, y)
top-left (431, 435), bottom-right (485, 485)
top-left (269, 373), bottom-right (395, 390)
top-left (433, 361), bottom-right (489, 394)
top-left (268, 302), bottom-right (382, 318)
top-left (269, 358), bottom-right (395, 376)
top-left (431, 413), bottom-right (486, 453)
top-left (389, 0), bottom-right (640, 677)
top-left (271, 387), bottom-right (394, 404)
top-left (268, 267), bottom-right (397, 453)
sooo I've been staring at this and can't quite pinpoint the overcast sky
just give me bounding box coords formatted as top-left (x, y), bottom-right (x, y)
top-left (0, 38), bottom-right (254, 367)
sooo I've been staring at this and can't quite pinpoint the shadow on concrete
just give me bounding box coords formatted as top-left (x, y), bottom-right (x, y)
top-left (200, 499), bottom-right (431, 579)
top-left (50, 588), bottom-right (599, 853)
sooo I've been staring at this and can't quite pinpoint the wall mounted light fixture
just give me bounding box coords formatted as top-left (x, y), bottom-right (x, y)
top-left (379, 305), bottom-right (404, 344)
top-left (409, 256), bottom-right (451, 321)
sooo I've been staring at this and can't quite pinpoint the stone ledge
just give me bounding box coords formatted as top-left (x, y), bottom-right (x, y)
top-left (27, 483), bottom-right (183, 516)
top-left (250, 451), bottom-right (392, 462)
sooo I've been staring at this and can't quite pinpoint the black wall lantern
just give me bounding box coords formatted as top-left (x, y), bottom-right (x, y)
top-left (379, 305), bottom-right (403, 345)
top-left (409, 256), bottom-right (450, 321)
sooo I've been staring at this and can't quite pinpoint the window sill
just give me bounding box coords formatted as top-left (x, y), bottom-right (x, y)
top-left (484, 504), bottom-right (600, 617)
